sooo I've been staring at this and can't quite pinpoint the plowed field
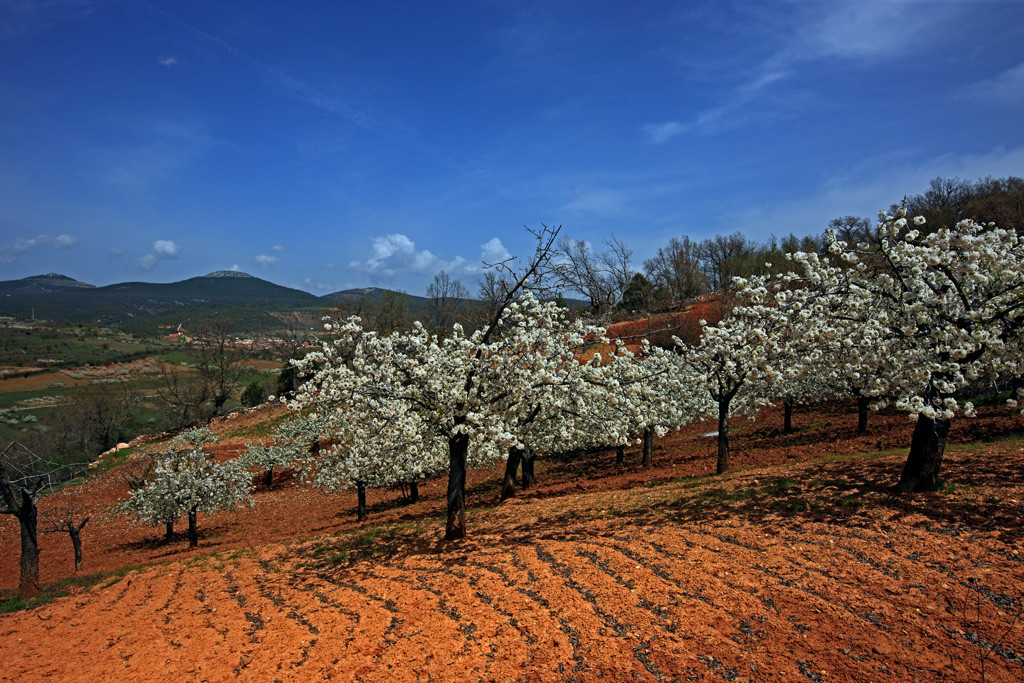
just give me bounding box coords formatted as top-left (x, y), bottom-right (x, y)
top-left (2, 402), bottom-right (1024, 681)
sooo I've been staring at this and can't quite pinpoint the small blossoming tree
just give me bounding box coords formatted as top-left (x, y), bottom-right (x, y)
top-left (114, 428), bottom-right (253, 547)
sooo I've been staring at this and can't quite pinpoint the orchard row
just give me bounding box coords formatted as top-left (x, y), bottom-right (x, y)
top-left (118, 209), bottom-right (1024, 541)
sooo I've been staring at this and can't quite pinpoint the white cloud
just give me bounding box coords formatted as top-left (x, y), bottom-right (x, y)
top-left (963, 62), bottom-right (1024, 105)
top-left (0, 233), bottom-right (79, 265)
top-left (109, 247), bottom-right (124, 256)
top-left (271, 244), bottom-right (286, 252)
top-left (349, 234), bottom-right (425, 280)
top-left (53, 234), bottom-right (77, 249)
top-left (152, 239), bottom-right (180, 257)
top-left (138, 239), bottom-right (181, 271)
top-left (643, 121), bottom-right (685, 145)
top-left (229, 264), bottom-right (242, 272)
top-left (255, 254), bottom-right (280, 266)
top-left (480, 237), bottom-right (512, 264)
top-left (159, 55), bottom-right (179, 66)
top-left (349, 233), bottom-right (513, 283)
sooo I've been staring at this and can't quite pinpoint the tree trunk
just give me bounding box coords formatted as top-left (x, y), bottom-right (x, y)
top-left (783, 399), bottom-right (794, 434)
top-left (408, 480), bottom-right (419, 504)
top-left (857, 395), bottom-right (869, 434)
top-left (262, 466), bottom-right (274, 488)
top-left (501, 446), bottom-right (524, 501)
top-left (717, 399), bottom-right (730, 475)
top-left (642, 426), bottom-right (654, 468)
top-left (18, 491), bottom-right (40, 599)
top-left (356, 481), bottom-right (367, 521)
top-left (895, 413), bottom-right (951, 493)
top-left (446, 433), bottom-right (469, 540)
top-left (615, 444), bottom-right (624, 464)
top-left (521, 451), bottom-right (535, 490)
top-left (71, 530), bottom-right (83, 571)
top-left (164, 519), bottom-right (174, 543)
top-left (66, 519), bottom-right (87, 571)
top-left (187, 508), bottom-right (198, 548)
top-left (214, 392), bottom-right (228, 415)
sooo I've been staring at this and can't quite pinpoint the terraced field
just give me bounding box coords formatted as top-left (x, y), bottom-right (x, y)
top-left (2, 404), bottom-right (1023, 681)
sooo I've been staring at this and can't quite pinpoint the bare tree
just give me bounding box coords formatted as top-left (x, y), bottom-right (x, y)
top-left (156, 362), bottom-right (213, 429)
top-left (643, 235), bottom-right (707, 310)
top-left (375, 290), bottom-right (410, 334)
top-left (475, 271), bottom-right (512, 328)
top-left (828, 216), bottom-right (874, 247)
top-left (270, 314), bottom-right (315, 399)
top-left (1, 441), bottom-right (83, 598)
top-left (40, 482), bottom-right (90, 571)
top-left (41, 383), bottom-right (138, 459)
top-left (696, 232), bottom-right (760, 292)
top-left (190, 318), bottom-right (245, 415)
top-left (551, 234), bottom-right (634, 314)
top-left (426, 270), bottom-right (470, 333)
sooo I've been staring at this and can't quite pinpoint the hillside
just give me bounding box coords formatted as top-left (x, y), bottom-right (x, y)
top-left (322, 286), bottom-right (437, 319)
top-left (0, 271), bottom-right (325, 332)
top-left (604, 296), bottom-right (725, 348)
top-left (0, 273), bottom-right (95, 296)
top-left (2, 402), bottom-right (1023, 681)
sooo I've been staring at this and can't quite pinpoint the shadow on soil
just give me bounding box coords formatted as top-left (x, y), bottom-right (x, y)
top-left (299, 431), bottom-right (1024, 578)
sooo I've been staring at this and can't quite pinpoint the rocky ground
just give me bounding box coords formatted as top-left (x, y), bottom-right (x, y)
top-left (2, 402), bottom-right (1023, 681)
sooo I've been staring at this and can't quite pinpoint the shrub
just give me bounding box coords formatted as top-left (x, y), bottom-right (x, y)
top-left (240, 380), bottom-right (266, 408)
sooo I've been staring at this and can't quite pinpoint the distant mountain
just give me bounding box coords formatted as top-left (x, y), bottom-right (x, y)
top-left (203, 270), bottom-right (257, 279)
top-left (0, 271), bottom-right (323, 331)
top-left (0, 273), bottom-right (95, 295)
top-left (322, 287), bottom-right (432, 311)
top-left (0, 271), bottom-right (593, 334)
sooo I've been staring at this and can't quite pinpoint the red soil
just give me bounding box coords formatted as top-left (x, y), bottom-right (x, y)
top-left (2, 402), bottom-right (1024, 681)
top-left (604, 298), bottom-right (723, 348)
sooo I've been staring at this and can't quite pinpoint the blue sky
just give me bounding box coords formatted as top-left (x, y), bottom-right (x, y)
top-left (1, 1), bottom-right (1022, 296)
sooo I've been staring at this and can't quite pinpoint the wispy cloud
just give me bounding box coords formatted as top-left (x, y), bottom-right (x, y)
top-left (158, 55), bottom-right (178, 66)
top-left (790, 3), bottom-right (931, 62)
top-left (141, 1), bottom-right (398, 136)
top-left (255, 254), bottom-right (279, 267)
top-left (271, 244), bottom-right (285, 252)
top-left (303, 277), bottom-right (338, 294)
top-left (138, 238), bottom-right (181, 271)
top-left (561, 187), bottom-right (627, 215)
top-left (667, 2), bottom-right (959, 138)
top-left (723, 143), bottom-right (1024, 242)
top-left (96, 117), bottom-right (213, 187)
top-left (643, 121), bottom-right (684, 145)
top-left (0, 0), bottom-right (96, 42)
top-left (963, 62), bottom-right (1024, 105)
top-left (0, 233), bottom-right (77, 265)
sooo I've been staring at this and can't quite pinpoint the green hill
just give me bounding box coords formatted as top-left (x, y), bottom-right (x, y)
top-left (0, 271), bottom-right (324, 333)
